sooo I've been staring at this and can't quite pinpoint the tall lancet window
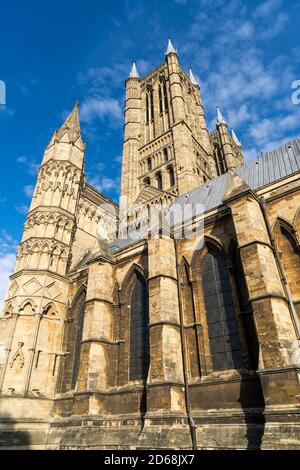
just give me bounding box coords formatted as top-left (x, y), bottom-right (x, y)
top-left (150, 88), bottom-right (154, 122)
top-left (62, 287), bottom-right (86, 391)
top-left (129, 274), bottom-right (150, 381)
top-left (159, 85), bottom-right (163, 114)
top-left (163, 81), bottom-right (169, 113)
top-left (156, 171), bottom-right (163, 190)
top-left (146, 87), bottom-right (154, 124)
top-left (146, 94), bottom-right (150, 125)
top-left (202, 247), bottom-right (244, 371)
top-left (168, 165), bottom-right (175, 187)
top-left (71, 291), bottom-right (86, 389)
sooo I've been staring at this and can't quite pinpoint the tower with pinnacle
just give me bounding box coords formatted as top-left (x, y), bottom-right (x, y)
top-left (0, 103), bottom-right (117, 398)
top-left (120, 39), bottom-right (244, 219)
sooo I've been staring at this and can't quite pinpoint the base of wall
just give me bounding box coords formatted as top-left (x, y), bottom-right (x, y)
top-left (0, 411), bottom-right (300, 450)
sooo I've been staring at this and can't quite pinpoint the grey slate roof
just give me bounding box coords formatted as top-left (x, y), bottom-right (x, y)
top-left (110, 137), bottom-right (300, 253)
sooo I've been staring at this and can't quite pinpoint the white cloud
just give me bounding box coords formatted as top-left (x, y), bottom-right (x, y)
top-left (254, 0), bottom-right (282, 18)
top-left (0, 230), bottom-right (18, 315)
top-left (89, 175), bottom-right (120, 194)
top-left (15, 203), bottom-right (28, 215)
top-left (179, 0), bottom-right (298, 162)
top-left (17, 155), bottom-right (39, 176)
top-left (227, 105), bottom-right (254, 129)
top-left (0, 253), bottom-right (16, 315)
top-left (24, 185), bottom-right (34, 198)
top-left (0, 107), bottom-right (14, 117)
top-left (259, 12), bottom-right (288, 40)
top-left (80, 97), bottom-right (122, 124)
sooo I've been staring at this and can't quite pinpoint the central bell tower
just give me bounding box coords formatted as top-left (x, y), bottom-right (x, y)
top-left (120, 39), bottom-right (217, 213)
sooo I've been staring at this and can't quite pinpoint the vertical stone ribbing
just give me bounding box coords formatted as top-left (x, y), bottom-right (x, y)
top-left (120, 76), bottom-right (141, 210)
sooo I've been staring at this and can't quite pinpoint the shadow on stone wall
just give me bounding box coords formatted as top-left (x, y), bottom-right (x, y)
top-left (238, 321), bottom-right (266, 450)
top-left (139, 379), bottom-right (148, 435)
top-left (0, 412), bottom-right (31, 449)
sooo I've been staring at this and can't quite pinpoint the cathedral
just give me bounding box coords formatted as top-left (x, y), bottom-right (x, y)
top-left (1, 39), bottom-right (300, 450)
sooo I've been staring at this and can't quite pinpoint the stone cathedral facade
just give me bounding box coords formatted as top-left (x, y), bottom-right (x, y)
top-left (1, 40), bottom-right (300, 450)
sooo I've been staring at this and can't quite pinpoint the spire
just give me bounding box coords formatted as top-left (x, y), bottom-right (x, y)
top-left (166, 38), bottom-right (177, 55)
top-left (56, 101), bottom-right (81, 142)
top-left (231, 128), bottom-right (242, 148)
top-left (216, 107), bottom-right (227, 126)
top-left (189, 68), bottom-right (199, 86)
top-left (129, 62), bottom-right (140, 79)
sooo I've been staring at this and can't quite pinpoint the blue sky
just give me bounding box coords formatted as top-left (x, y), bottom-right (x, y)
top-left (0, 0), bottom-right (300, 305)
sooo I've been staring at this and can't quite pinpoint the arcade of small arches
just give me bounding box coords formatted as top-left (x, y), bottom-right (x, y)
top-left (139, 145), bottom-right (173, 175)
top-left (24, 212), bottom-right (74, 246)
top-left (3, 300), bottom-right (60, 319)
top-left (31, 161), bottom-right (81, 213)
top-left (16, 239), bottom-right (69, 275)
top-left (143, 164), bottom-right (176, 191)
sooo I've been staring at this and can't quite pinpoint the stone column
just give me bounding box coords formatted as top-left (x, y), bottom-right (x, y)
top-left (120, 75), bottom-right (141, 210)
top-left (147, 234), bottom-right (185, 414)
top-left (76, 255), bottom-right (115, 394)
top-left (166, 50), bottom-right (186, 124)
top-left (217, 121), bottom-right (237, 172)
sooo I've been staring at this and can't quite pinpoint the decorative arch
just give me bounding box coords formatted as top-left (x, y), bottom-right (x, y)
top-left (273, 217), bottom-right (300, 251)
top-left (4, 303), bottom-right (13, 318)
top-left (43, 303), bottom-right (57, 317)
top-left (19, 300), bottom-right (35, 315)
top-left (293, 207), bottom-right (300, 234)
top-left (191, 236), bottom-right (227, 276)
top-left (120, 263), bottom-right (146, 302)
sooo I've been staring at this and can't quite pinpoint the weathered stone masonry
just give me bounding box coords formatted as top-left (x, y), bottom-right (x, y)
top-left (0, 40), bottom-right (300, 450)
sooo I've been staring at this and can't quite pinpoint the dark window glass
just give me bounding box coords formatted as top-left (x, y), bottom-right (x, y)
top-left (163, 82), bottom-right (168, 113)
top-left (150, 90), bottom-right (154, 121)
top-left (163, 147), bottom-right (168, 162)
top-left (71, 292), bottom-right (86, 389)
top-left (168, 166), bottom-right (175, 187)
top-left (202, 249), bottom-right (244, 371)
top-left (159, 85), bottom-right (163, 114)
top-left (146, 95), bottom-right (149, 124)
top-left (156, 172), bottom-right (163, 190)
top-left (147, 157), bottom-right (152, 172)
top-left (130, 275), bottom-right (150, 381)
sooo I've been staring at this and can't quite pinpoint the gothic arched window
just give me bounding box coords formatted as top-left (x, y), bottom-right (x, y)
top-left (156, 172), bottom-right (163, 190)
top-left (202, 248), bottom-right (244, 371)
top-left (181, 262), bottom-right (201, 378)
top-left (168, 166), bottom-right (175, 187)
top-left (62, 288), bottom-right (86, 391)
top-left (71, 294), bottom-right (86, 388)
top-left (163, 81), bottom-right (168, 113)
top-left (159, 85), bottom-right (163, 114)
top-left (163, 147), bottom-right (168, 162)
top-left (129, 274), bottom-right (150, 381)
top-left (146, 94), bottom-right (150, 125)
top-left (147, 157), bottom-right (152, 172)
top-left (150, 89), bottom-right (154, 122)
top-left (144, 177), bottom-right (151, 186)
